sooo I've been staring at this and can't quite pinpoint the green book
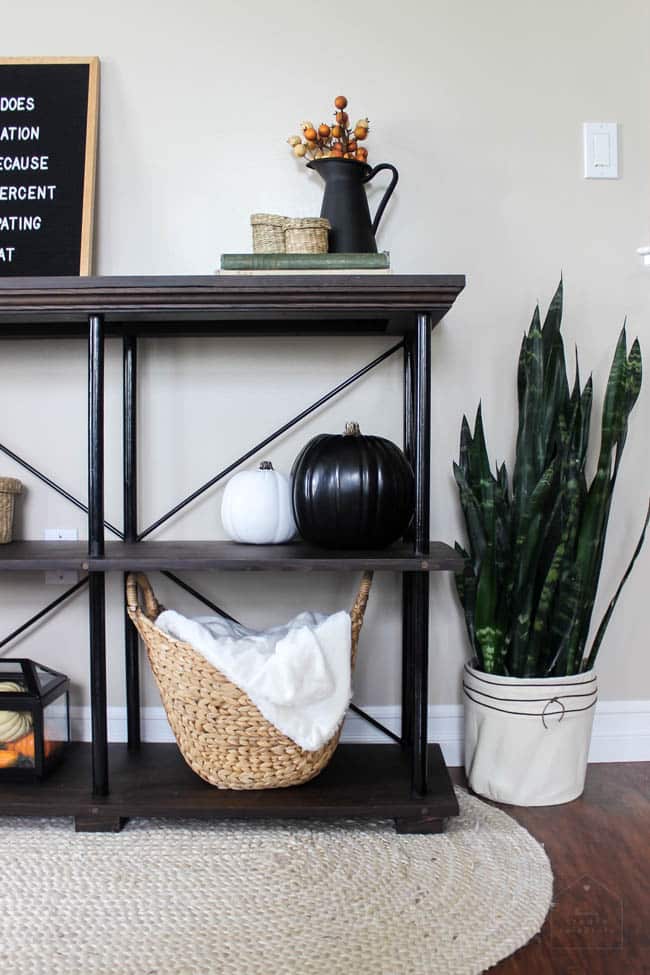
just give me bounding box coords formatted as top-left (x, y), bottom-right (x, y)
top-left (220, 251), bottom-right (390, 271)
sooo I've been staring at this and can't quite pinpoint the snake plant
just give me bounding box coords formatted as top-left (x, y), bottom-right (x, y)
top-left (454, 280), bottom-right (649, 677)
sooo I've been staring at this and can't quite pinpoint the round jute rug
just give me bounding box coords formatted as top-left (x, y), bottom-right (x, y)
top-left (0, 789), bottom-right (552, 975)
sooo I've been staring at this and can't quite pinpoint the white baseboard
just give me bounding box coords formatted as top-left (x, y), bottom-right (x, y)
top-left (69, 701), bottom-right (650, 765)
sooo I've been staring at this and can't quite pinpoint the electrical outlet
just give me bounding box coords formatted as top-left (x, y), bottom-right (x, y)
top-left (44, 529), bottom-right (78, 584)
top-left (44, 528), bottom-right (78, 541)
top-left (45, 570), bottom-right (79, 585)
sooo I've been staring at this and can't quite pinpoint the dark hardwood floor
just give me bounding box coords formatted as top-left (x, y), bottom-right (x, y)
top-left (450, 763), bottom-right (650, 974)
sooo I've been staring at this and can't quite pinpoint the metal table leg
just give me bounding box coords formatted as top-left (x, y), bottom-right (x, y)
top-left (402, 336), bottom-right (415, 752)
top-left (123, 335), bottom-right (141, 751)
top-left (410, 312), bottom-right (432, 796)
top-left (88, 313), bottom-right (108, 797)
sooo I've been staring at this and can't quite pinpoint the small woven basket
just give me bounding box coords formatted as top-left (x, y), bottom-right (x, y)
top-left (0, 478), bottom-right (22, 544)
top-left (251, 213), bottom-right (287, 253)
top-left (126, 571), bottom-right (373, 790)
top-left (284, 217), bottom-right (330, 254)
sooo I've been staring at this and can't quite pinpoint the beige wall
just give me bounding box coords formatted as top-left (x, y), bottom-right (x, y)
top-left (1, 0), bottom-right (648, 710)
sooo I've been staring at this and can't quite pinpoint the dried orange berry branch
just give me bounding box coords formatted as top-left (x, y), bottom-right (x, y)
top-left (287, 96), bottom-right (370, 164)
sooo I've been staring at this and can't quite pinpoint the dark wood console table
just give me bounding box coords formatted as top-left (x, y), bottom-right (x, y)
top-left (0, 274), bottom-right (465, 832)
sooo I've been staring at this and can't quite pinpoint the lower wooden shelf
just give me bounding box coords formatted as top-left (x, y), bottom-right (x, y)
top-left (0, 539), bottom-right (463, 572)
top-left (0, 742), bottom-right (459, 834)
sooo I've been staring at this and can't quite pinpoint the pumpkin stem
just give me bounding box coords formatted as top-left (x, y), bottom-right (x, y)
top-left (259, 461), bottom-right (274, 470)
top-left (344, 422), bottom-right (361, 436)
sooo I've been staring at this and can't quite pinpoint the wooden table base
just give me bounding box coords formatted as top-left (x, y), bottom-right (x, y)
top-left (0, 742), bottom-right (459, 834)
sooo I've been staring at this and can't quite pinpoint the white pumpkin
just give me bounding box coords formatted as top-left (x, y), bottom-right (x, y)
top-left (221, 461), bottom-right (297, 544)
top-left (0, 682), bottom-right (32, 742)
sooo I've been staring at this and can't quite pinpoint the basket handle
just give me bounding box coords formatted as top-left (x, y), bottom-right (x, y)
top-left (126, 569), bottom-right (371, 627)
top-left (126, 573), bottom-right (162, 621)
top-left (350, 570), bottom-right (373, 631)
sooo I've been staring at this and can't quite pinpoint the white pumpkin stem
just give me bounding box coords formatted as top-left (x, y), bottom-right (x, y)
top-left (344, 422), bottom-right (361, 436)
top-left (259, 461), bottom-right (274, 470)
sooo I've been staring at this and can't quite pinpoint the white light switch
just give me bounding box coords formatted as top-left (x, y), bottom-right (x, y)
top-left (583, 123), bottom-right (618, 179)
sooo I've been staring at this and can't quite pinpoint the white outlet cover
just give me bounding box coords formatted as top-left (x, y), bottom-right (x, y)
top-left (583, 122), bottom-right (618, 179)
top-left (43, 529), bottom-right (79, 584)
top-left (45, 570), bottom-right (79, 585)
top-left (44, 528), bottom-right (78, 541)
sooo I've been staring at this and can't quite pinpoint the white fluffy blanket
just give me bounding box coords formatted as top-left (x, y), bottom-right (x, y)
top-left (155, 607), bottom-right (352, 752)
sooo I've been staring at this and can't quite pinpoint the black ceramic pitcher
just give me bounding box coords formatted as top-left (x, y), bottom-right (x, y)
top-left (307, 157), bottom-right (399, 253)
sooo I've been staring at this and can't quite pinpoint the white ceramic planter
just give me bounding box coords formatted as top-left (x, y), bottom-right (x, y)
top-left (463, 661), bottom-right (597, 806)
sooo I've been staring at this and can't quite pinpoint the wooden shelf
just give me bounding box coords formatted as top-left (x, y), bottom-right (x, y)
top-left (0, 274), bottom-right (465, 337)
top-left (0, 742), bottom-right (459, 832)
top-left (0, 541), bottom-right (89, 570)
top-left (0, 540), bottom-right (464, 572)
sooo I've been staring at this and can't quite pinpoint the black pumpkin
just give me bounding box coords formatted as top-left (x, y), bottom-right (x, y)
top-left (291, 422), bottom-right (415, 549)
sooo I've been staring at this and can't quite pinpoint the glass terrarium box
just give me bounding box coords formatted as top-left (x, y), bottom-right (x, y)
top-left (0, 659), bottom-right (70, 780)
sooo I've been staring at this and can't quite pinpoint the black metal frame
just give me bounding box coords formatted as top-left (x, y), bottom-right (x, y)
top-left (0, 576), bottom-right (88, 650)
top-left (1, 308), bottom-right (435, 799)
top-left (0, 658), bottom-right (70, 781)
top-left (136, 340), bottom-right (404, 542)
top-left (123, 335), bottom-right (140, 751)
top-left (411, 314), bottom-right (432, 794)
top-left (119, 317), bottom-right (433, 794)
top-left (0, 440), bottom-right (123, 539)
top-left (88, 314), bottom-right (108, 796)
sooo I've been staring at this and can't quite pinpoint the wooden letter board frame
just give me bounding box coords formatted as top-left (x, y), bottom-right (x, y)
top-left (0, 56), bottom-right (99, 276)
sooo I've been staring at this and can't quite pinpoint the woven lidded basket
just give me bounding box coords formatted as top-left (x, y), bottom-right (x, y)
top-left (126, 571), bottom-right (373, 790)
top-left (250, 213), bottom-right (287, 253)
top-left (0, 478), bottom-right (22, 544)
top-left (284, 217), bottom-right (330, 254)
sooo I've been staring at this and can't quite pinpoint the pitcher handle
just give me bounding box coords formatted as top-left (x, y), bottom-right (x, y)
top-left (363, 163), bottom-right (399, 236)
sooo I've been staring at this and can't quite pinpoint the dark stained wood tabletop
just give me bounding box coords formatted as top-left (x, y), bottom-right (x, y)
top-left (0, 273), bottom-right (465, 336)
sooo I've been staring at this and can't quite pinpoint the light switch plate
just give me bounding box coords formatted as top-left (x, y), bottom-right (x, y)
top-left (583, 122), bottom-right (618, 178)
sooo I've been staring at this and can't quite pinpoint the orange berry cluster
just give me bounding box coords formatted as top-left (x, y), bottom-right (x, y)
top-left (287, 96), bottom-right (370, 164)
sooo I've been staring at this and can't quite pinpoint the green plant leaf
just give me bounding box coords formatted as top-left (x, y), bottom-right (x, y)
top-left (611, 338), bottom-right (643, 485)
top-left (458, 414), bottom-right (473, 481)
top-left (513, 307), bottom-right (545, 530)
top-left (541, 278), bottom-right (563, 360)
top-left (453, 462), bottom-right (487, 572)
top-left (597, 327), bottom-right (628, 471)
top-left (541, 330), bottom-right (570, 460)
top-left (510, 456), bottom-right (558, 597)
top-left (582, 498), bottom-right (650, 671)
top-left (571, 328), bottom-right (642, 663)
top-left (454, 542), bottom-right (480, 665)
top-left (574, 376), bottom-right (593, 471)
top-left (545, 564), bottom-right (583, 676)
top-left (626, 338), bottom-right (642, 414)
top-left (474, 546), bottom-right (505, 673)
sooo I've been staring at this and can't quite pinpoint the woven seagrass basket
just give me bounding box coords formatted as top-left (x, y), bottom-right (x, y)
top-left (284, 217), bottom-right (330, 254)
top-left (250, 213), bottom-right (287, 253)
top-left (126, 571), bottom-right (373, 790)
top-left (0, 478), bottom-right (22, 544)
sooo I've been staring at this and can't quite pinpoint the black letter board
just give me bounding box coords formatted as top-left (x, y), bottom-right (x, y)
top-left (0, 57), bottom-right (99, 276)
